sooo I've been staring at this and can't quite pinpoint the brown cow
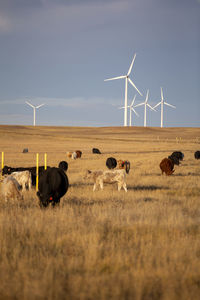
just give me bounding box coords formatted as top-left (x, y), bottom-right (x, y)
top-left (76, 150), bottom-right (82, 158)
top-left (66, 151), bottom-right (73, 158)
top-left (160, 158), bottom-right (174, 175)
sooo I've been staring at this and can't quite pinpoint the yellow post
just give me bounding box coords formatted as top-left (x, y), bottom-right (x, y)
top-left (1, 152), bottom-right (4, 176)
top-left (44, 153), bottom-right (47, 170)
top-left (36, 153), bottom-right (39, 191)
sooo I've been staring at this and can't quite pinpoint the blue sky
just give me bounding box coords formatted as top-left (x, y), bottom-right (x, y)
top-left (0, 0), bottom-right (199, 127)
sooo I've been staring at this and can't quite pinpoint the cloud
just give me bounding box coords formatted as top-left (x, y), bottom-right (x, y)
top-left (0, 96), bottom-right (121, 108)
top-left (0, 0), bottom-right (132, 36)
top-left (0, 14), bottom-right (12, 33)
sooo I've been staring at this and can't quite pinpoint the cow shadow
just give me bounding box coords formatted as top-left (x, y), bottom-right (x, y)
top-left (128, 185), bottom-right (169, 191)
top-left (69, 182), bottom-right (93, 188)
top-left (64, 198), bottom-right (105, 206)
top-left (173, 173), bottom-right (200, 177)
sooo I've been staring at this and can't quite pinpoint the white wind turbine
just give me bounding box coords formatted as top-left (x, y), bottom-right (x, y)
top-left (26, 101), bottom-right (45, 126)
top-left (153, 87), bottom-right (176, 128)
top-left (119, 95), bottom-right (139, 126)
top-left (134, 90), bottom-right (155, 127)
top-left (104, 54), bottom-right (143, 127)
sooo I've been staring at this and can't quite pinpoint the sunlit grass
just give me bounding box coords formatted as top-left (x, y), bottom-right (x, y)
top-left (0, 125), bottom-right (200, 299)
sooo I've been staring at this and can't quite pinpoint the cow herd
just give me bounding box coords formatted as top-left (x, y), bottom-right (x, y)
top-left (0, 148), bottom-right (199, 207)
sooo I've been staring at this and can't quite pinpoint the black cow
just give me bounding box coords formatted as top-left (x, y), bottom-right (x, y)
top-left (168, 155), bottom-right (180, 166)
top-left (92, 148), bottom-right (101, 154)
top-left (106, 157), bottom-right (117, 169)
top-left (2, 165), bottom-right (50, 186)
top-left (36, 167), bottom-right (69, 207)
top-left (171, 151), bottom-right (184, 161)
top-left (194, 151), bottom-right (200, 160)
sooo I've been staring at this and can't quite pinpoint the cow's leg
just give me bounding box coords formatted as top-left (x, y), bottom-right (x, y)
top-left (93, 183), bottom-right (96, 191)
top-left (100, 180), bottom-right (104, 190)
top-left (123, 183), bottom-right (128, 192)
top-left (118, 183), bottom-right (122, 191)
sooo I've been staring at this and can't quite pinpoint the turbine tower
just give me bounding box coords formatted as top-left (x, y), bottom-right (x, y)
top-left (26, 101), bottom-right (45, 126)
top-left (104, 54), bottom-right (143, 127)
top-left (134, 90), bottom-right (155, 127)
top-left (153, 87), bottom-right (176, 128)
top-left (119, 95), bottom-right (139, 126)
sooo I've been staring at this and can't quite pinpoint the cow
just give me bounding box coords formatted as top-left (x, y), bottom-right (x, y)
top-left (106, 157), bottom-right (117, 170)
top-left (171, 151), bottom-right (184, 161)
top-left (6, 170), bottom-right (32, 190)
top-left (117, 160), bottom-right (131, 174)
top-left (1, 176), bottom-right (23, 202)
top-left (83, 169), bottom-right (127, 192)
top-left (36, 167), bottom-right (69, 207)
top-left (168, 155), bottom-right (180, 166)
top-left (66, 152), bottom-right (73, 158)
top-left (75, 150), bottom-right (82, 158)
top-left (71, 152), bottom-right (77, 160)
top-left (2, 165), bottom-right (50, 186)
top-left (160, 158), bottom-right (174, 175)
top-left (23, 148), bottom-right (28, 153)
top-left (194, 151), bottom-right (200, 160)
top-left (92, 148), bottom-right (101, 154)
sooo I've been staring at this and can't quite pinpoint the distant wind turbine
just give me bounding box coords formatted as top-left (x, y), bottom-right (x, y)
top-left (134, 90), bottom-right (156, 127)
top-left (26, 101), bottom-right (45, 126)
top-left (119, 95), bottom-right (139, 126)
top-left (104, 54), bottom-right (143, 127)
top-left (153, 87), bottom-right (176, 128)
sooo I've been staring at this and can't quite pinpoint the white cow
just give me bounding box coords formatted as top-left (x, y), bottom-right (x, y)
top-left (71, 152), bottom-right (77, 160)
top-left (83, 169), bottom-right (128, 192)
top-left (7, 170), bottom-right (32, 190)
top-left (1, 176), bottom-right (23, 202)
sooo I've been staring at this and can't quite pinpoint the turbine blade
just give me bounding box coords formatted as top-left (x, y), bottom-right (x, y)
top-left (161, 87), bottom-right (164, 100)
top-left (128, 78), bottom-right (143, 96)
top-left (164, 102), bottom-right (176, 108)
top-left (134, 102), bottom-right (145, 108)
top-left (147, 103), bottom-right (156, 111)
top-left (26, 101), bottom-right (34, 108)
top-left (131, 108), bottom-right (139, 117)
top-left (118, 106), bottom-right (125, 109)
top-left (127, 53), bottom-right (136, 76)
top-left (130, 95), bottom-right (136, 107)
top-left (104, 75), bottom-right (126, 81)
top-left (153, 101), bottom-right (162, 109)
top-left (36, 104), bottom-right (45, 109)
top-left (145, 90), bottom-right (149, 103)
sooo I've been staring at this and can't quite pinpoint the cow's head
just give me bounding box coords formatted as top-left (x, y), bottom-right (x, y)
top-left (124, 161), bottom-right (130, 174)
top-left (2, 166), bottom-right (12, 175)
top-left (83, 169), bottom-right (92, 180)
top-left (36, 191), bottom-right (52, 207)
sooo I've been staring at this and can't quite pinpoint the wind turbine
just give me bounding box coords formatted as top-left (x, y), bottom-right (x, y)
top-left (119, 95), bottom-right (139, 126)
top-left (26, 101), bottom-right (45, 126)
top-left (104, 54), bottom-right (143, 127)
top-left (153, 87), bottom-right (176, 128)
top-left (134, 90), bottom-right (155, 127)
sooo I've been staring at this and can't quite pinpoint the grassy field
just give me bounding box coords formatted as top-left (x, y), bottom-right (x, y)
top-left (0, 125), bottom-right (200, 300)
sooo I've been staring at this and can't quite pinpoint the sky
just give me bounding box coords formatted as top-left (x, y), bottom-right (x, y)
top-left (0, 0), bottom-right (199, 127)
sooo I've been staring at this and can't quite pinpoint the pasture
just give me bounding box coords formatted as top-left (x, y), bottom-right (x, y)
top-left (0, 125), bottom-right (200, 300)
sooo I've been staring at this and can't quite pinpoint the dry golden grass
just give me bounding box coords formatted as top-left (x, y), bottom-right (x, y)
top-left (0, 125), bottom-right (200, 300)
